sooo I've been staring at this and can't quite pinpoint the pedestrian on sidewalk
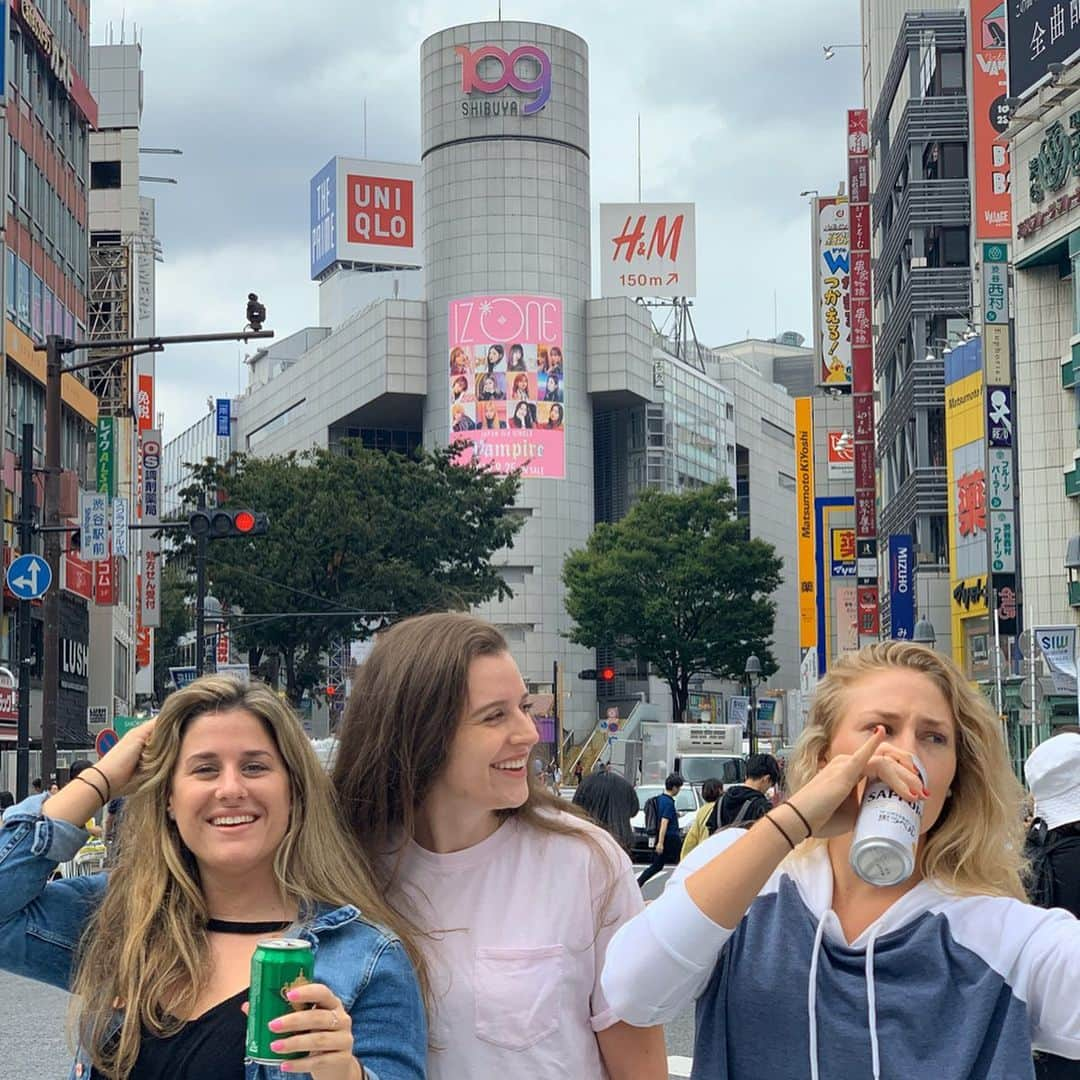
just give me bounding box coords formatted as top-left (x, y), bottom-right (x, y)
top-left (1024, 730), bottom-right (1080, 1080)
top-left (332, 612), bottom-right (668, 1080)
top-left (0, 675), bottom-right (427, 1080)
top-left (716, 754), bottom-right (781, 829)
top-left (637, 774), bottom-right (684, 888)
top-left (574, 768), bottom-right (640, 853)
top-left (574, 760), bottom-right (585, 786)
top-left (602, 641), bottom-right (1080, 1078)
top-left (681, 778), bottom-right (723, 860)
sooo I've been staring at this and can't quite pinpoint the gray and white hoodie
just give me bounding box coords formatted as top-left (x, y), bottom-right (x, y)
top-left (602, 829), bottom-right (1080, 1079)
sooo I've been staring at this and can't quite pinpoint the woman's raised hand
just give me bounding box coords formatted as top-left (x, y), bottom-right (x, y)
top-left (789, 726), bottom-right (927, 839)
top-left (95, 717), bottom-right (158, 799)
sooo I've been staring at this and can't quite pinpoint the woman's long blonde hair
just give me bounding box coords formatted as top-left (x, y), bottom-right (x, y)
top-left (71, 676), bottom-right (428, 1079)
top-left (786, 641), bottom-right (1028, 899)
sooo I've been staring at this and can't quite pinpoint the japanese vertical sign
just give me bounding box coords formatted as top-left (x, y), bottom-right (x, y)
top-left (112, 497), bottom-right (129, 559)
top-left (96, 417), bottom-right (115, 497)
top-left (982, 242), bottom-right (1018, 633)
top-left (971, 0), bottom-right (1011, 238)
top-left (216, 398), bottom-right (231, 438)
top-left (814, 198), bottom-right (851, 386)
top-left (888, 535), bottom-right (915, 640)
top-left (848, 108), bottom-right (879, 640)
top-left (1007, 0), bottom-right (1080, 100)
top-left (795, 398), bottom-right (817, 655)
top-left (140, 429), bottom-right (162, 629)
top-left (448, 295), bottom-right (565, 478)
top-left (79, 491), bottom-right (109, 563)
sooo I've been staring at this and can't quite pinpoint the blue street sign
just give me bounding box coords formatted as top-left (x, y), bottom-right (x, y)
top-left (95, 728), bottom-right (119, 759)
top-left (215, 398), bottom-right (231, 438)
top-left (6, 554), bottom-right (52, 600)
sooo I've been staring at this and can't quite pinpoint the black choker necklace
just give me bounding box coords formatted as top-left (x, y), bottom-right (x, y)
top-left (206, 918), bottom-right (291, 935)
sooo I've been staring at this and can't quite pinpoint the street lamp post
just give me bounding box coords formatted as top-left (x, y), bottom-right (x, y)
top-left (37, 326), bottom-right (273, 785)
top-left (912, 617), bottom-right (937, 648)
top-left (745, 654), bottom-right (763, 756)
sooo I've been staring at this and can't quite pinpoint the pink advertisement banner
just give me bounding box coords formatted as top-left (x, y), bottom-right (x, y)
top-left (449, 295), bottom-right (566, 479)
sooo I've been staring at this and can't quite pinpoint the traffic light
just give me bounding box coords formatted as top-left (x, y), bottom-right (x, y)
top-left (599, 666), bottom-right (616, 682)
top-left (578, 669), bottom-right (598, 681)
top-left (188, 508), bottom-right (269, 540)
top-left (246, 292), bottom-right (266, 331)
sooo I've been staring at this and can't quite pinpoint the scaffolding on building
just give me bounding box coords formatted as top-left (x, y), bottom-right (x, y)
top-left (641, 297), bottom-right (707, 373)
top-left (85, 241), bottom-right (133, 416)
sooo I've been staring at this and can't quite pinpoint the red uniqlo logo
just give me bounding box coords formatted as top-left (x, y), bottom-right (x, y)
top-left (346, 175), bottom-right (414, 248)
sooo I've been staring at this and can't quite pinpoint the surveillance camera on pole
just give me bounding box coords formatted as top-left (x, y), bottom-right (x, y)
top-left (246, 293), bottom-right (267, 332)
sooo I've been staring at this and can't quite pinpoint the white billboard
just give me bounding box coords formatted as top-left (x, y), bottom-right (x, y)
top-left (815, 197), bottom-right (852, 387)
top-left (310, 157), bottom-right (422, 278)
top-left (599, 202), bottom-right (696, 299)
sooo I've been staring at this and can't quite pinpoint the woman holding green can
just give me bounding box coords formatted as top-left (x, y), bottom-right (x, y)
top-left (0, 675), bottom-right (427, 1080)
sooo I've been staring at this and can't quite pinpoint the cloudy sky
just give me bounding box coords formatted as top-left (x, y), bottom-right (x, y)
top-left (88, 0), bottom-right (862, 441)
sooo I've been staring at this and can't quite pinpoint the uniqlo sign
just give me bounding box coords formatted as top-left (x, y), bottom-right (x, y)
top-left (345, 174), bottom-right (414, 248)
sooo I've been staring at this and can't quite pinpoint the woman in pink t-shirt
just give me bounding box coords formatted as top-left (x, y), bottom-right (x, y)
top-left (333, 613), bottom-right (667, 1080)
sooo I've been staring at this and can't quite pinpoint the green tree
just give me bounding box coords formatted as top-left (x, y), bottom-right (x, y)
top-left (562, 483), bottom-right (783, 721)
top-left (170, 442), bottom-right (522, 704)
top-left (151, 560), bottom-right (194, 703)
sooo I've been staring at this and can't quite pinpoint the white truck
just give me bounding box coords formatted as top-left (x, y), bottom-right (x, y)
top-left (640, 721), bottom-right (747, 788)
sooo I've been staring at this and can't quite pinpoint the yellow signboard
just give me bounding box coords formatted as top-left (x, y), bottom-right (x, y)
top-left (795, 397), bottom-right (817, 650)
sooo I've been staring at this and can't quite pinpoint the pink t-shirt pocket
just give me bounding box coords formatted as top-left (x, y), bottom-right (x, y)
top-left (474, 945), bottom-right (566, 1051)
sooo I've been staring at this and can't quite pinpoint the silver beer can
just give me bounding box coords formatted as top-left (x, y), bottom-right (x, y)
top-left (849, 755), bottom-right (927, 887)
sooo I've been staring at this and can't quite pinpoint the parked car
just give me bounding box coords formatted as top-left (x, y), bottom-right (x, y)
top-left (629, 783), bottom-right (701, 864)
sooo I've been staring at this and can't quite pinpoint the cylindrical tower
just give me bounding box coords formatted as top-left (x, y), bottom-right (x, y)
top-left (421, 21), bottom-right (595, 736)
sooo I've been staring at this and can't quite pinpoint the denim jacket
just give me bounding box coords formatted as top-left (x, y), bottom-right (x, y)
top-left (0, 796), bottom-right (427, 1080)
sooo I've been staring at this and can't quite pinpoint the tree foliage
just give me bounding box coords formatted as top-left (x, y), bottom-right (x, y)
top-left (168, 442), bottom-right (522, 703)
top-left (562, 483), bottom-right (783, 720)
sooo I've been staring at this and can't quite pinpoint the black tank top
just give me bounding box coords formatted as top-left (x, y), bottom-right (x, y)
top-left (89, 988), bottom-right (247, 1079)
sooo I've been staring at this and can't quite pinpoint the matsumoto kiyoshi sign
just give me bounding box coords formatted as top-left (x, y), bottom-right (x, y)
top-left (456, 43), bottom-right (551, 117)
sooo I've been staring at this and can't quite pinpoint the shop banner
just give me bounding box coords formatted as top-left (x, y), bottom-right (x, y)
top-left (94, 551), bottom-right (115, 607)
top-left (827, 429), bottom-right (854, 479)
top-left (448, 295), bottom-right (565, 478)
top-left (599, 203), bottom-right (696, 299)
top-left (79, 491), bottom-right (109, 562)
top-left (141, 429), bottom-right (161, 524)
top-left (831, 528), bottom-right (856, 577)
top-left (1035, 625), bottom-right (1078, 695)
top-left (112, 496), bottom-right (129, 559)
top-left (815, 198), bottom-right (851, 386)
top-left (795, 398), bottom-right (816, 650)
top-left (1007, 0), bottom-right (1080, 100)
top-left (971, 0), bottom-right (1011, 238)
top-left (835, 585), bottom-right (858, 655)
top-left (888, 534), bottom-right (915, 640)
top-left (96, 417), bottom-right (115, 497)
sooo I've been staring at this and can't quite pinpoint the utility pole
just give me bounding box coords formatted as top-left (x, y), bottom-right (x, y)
top-left (41, 343), bottom-right (61, 788)
top-left (195, 488), bottom-right (207, 677)
top-left (37, 325), bottom-right (273, 784)
top-left (15, 423), bottom-right (34, 800)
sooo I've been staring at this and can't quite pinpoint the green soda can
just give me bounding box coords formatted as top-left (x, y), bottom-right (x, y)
top-left (245, 938), bottom-right (315, 1064)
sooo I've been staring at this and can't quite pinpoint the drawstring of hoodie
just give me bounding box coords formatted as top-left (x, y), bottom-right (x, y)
top-left (808, 910), bottom-right (884, 1080)
top-left (865, 928), bottom-right (882, 1080)
top-left (807, 909), bottom-right (828, 1080)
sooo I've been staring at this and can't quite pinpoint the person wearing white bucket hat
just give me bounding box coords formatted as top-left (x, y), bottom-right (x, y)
top-left (1024, 731), bottom-right (1080, 1080)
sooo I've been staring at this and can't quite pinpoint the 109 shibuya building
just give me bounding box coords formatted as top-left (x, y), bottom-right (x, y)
top-left (226, 20), bottom-right (801, 738)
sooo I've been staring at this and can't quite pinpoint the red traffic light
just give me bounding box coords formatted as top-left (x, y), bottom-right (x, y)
top-left (600, 666), bottom-right (616, 682)
top-left (233, 510), bottom-right (257, 533)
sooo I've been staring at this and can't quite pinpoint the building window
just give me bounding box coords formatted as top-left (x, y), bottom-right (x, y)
top-left (927, 226), bottom-right (969, 269)
top-left (937, 51), bottom-right (965, 95)
top-left (923, 141), bottom-right (967, 180)
top-left (760, 417), bottom-right (795, 447)
top-left (114, 640), bottom-right (129, 703)
top-left (91, 160), bottom-right (122, 190)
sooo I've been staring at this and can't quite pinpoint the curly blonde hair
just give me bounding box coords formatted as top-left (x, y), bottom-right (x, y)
top-left (786, 641), bottom-right (1027, 899)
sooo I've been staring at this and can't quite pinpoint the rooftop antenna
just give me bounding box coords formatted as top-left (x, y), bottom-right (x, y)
top-left (637, 114), bottom-right (642, 201)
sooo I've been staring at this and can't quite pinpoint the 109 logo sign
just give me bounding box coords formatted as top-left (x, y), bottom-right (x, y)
top-left (456, 44), bottom-right (551, 116)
